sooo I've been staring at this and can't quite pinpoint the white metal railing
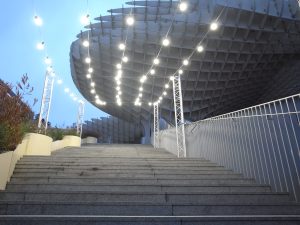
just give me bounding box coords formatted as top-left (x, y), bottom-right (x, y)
top-left (159, 93), bottom-right (300, 201)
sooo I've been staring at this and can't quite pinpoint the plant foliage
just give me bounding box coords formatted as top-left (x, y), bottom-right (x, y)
top-left (0, 74), bottom-right (37, 152)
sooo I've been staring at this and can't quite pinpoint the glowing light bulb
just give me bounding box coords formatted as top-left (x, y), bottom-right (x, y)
top-left (36, 41), bottom-right (45, 50)
top-left (140, 75), bottom-right (147, 83)
top-left (210, 22), bottom-right (218, 31)
top-left (126, 16), bottom-right (134, 26)
top-left (90, 82), bottom-right (95, 87)
top-left (159, 96), bottom-right (163, 100)
top-left (153, 58), bottom-right (160, 65)
top-left (165, 84), bottom-right (169, 88)
top-left (90, 89), bottom-right (95, 94)
top-left (169, 76), bottom-right (175, 81)
top-left (117, 70), bottom-right (122, 77)
top-left (118, 91), bottom-right (122, 95)
top-left (95, 95), bottom-right (99, 99)
top-left (119, 43), bottom-right (126, 50)
top-left (139, 93), bottom-right (142, 97)
top-left (150, 69), bottom-right (155, 75)
top-left (88, 68), bottom-right (93, 73)
top-left (116, 86), bottom-right (120, 91)
top-left (122, 56), bottom-right (128, 63)
top-left (86, 74), bottom-right (91, 79)
top-left (116, 63), bottom-right (122, 69)
top-left (96, 99), bottom-right (101, 105)
top-left (139, 87), bottom-right (143, 91)
top-left (80, 14), bottom-right (90, 25)
top-left (178, 69), bottom-right (183, 74)
top-left (82, 40), bottom-right (89, 47)
top-left (162, 38), bottom-right (170, 46)
top-left (44, 57), bottom-right (51, 65)
top-left (34, 15), bottom-right (43, 26)
top-left (85, 57), bottom-right (91, 63)
top-left (148, 102), bottom-right (152, 106)
top-left (57, 79), bottom-right (63, 85)
top-left (183, 59), bottom-right (189, 66)
top-left (179, 2), bottom-right (188, 11)
top-left (163, 91), bottom-right (167, 96)
top-left (117, 80), bottom-right (121, 85)
top-left (197, 45), bottom-right (204, 52)
top-left (47, 66), bottom-right (53, 72)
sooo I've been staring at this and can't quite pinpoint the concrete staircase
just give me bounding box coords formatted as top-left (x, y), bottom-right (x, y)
top-left (0, 144), bottom-right (299, 225)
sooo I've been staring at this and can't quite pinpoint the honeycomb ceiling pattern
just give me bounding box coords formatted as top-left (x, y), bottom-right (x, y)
top-left (70, 0), bottom-right (300, 124)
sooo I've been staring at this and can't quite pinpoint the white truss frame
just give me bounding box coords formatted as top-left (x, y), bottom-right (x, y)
top-left (77, 101), bottom-right (85, 138)
top-left (38, 71), bottom-right (55, 134)
top-left (153, 103), bottom-right (159, 148)
top-left (172, 75), bottom-right (187, 157)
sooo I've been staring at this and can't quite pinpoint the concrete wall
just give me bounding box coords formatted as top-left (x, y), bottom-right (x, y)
top-left (0, 134), bottom-right (81, 190)
top-left (82, 136), bottom-right (97, 145)
top-left (25, 133), bottom-right (53, 156)
top-left (62, 135), bottom-right (81, 147)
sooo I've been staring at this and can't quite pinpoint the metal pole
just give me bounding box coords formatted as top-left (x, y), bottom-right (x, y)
top-left (172, 75), bottom-right (186, 158)
top-left (153, 103), bottom-right (159, 148)
top-left (76, 101), bottom-right (85, 139)
top-left (38, 71), bottom-right (55, 134)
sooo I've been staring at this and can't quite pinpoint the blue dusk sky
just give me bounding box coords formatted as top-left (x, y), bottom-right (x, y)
top-left (0, 0), bottom-right (126, 127)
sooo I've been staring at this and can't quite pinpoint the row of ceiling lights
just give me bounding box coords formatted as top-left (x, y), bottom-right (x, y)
top-left (130, 1), bottom-right (219, 106)
top-left (33, 15), bottom-right (84, 104)
top-left (78, 1), bottom-right (219, 108)
top-left (80, 13), bottom-right (106, 106)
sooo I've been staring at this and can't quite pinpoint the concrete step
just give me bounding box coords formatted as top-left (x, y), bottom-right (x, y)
top-left (1, 215), bottom-right (300, 225)
top-left (15, 165), bottom-right (226, 170)
top-left (9, 177), bottom-right (257, 185)
top-left (15, 162), bottom-right (220, 168)
top-left (1, 201), bottom-right (299, 215)
top-left (11, 173), bottom-right (245, 179)
top-left (5, 183), bottom-right (271, 193)
top-left (13, 168), bottom-right (236, 175)
top-left (19, 157), bottom-right (211, 162)
top-left (0, 191), bottom-right (290, 203)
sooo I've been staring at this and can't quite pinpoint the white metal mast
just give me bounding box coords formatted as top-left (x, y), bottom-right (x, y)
top-left (38, 71), bottom-right (55, 134)
top-left (153, 103), bottom-right (159, 148)
top-left (172, 74), bottom-right (187, 157)
top-left (77, 100), bottom-right (85, 139)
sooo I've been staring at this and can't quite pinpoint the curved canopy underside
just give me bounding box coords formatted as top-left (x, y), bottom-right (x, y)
top-left (70, 0), bottom-right (300, 124)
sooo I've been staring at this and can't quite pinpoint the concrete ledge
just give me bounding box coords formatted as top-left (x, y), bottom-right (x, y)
top-left (1, 134), bottom-right (80, 190)
top-left (0, 151), bottom-right (13, 190)
top-left (25, 133), bottom-right (52, 156)
top-left (51, 140), bottom-right (64, 152)
top-left (82, 137), bottom-right (97, 144)
top-left (63, 135), bottom-right (81, 147)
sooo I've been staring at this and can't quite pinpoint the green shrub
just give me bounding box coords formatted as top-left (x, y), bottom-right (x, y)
top-left (0, 75), bottom-right (37, 153)
top-left (46, 127), bottom-right (78, 141)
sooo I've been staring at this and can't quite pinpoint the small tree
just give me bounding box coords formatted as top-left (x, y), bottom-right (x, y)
top-left (0, 74), bottom-right (37, 152)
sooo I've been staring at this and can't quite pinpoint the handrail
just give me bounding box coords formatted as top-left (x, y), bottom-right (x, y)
top-left (159, 93), bottom-right (300, 202)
